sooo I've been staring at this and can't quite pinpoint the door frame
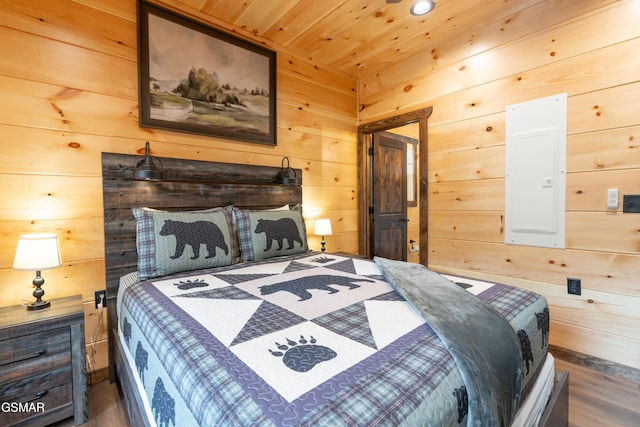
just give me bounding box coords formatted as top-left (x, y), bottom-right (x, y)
top-left (357, 107), bottom-right (432, 265)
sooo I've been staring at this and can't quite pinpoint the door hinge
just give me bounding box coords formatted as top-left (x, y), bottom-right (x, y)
top-left (368, 147), bottom-right (374, 156)
top-left (369, 207), bottom-right (374, 214)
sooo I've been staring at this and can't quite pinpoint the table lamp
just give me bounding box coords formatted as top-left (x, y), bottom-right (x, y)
top-left (313, 218), bottom-right (333, 252)
top-left (13, 233), bottom-right (62, 310)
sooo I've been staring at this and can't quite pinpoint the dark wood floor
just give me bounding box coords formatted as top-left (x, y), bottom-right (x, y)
top-left (51, 357), bottom-right (640, 427)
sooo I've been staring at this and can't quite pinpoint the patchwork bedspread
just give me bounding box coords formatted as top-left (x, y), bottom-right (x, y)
top-left (118, 252), bottom-right (549, 427)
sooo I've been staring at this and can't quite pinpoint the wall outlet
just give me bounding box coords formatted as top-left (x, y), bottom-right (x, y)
top-left (623, 195), bottom-right (640, 213)
top-left (567, 278), bottom-right (581, 295)
top-left (94, 290), bottom-right (106, 309)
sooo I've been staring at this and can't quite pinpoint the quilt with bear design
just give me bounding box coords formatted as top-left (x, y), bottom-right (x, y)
top-left (118, 252), bottom-right (549, 427)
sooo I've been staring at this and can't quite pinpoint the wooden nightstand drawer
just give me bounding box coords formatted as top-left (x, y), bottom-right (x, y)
top-left (0, 382), bottom-right (73, 426)
top-left (0, 327), bottom-right (70, 380)
top-left (0, 327), bottom-right (69, 366)
top-left (0, 328), bottom-right (71, 385)
top-left (0, 365), bottom-right (72, 402)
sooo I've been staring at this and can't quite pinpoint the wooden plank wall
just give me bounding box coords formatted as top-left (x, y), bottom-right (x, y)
top-left (359, 0), bottom-right (640, 370)
top-left (0, 0), bottom-right (358, 375)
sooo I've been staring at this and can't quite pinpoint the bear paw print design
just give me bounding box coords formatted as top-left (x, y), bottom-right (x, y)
top-left (268, 335), bottom-right (337, 372)
top-left (173, 278), bottom-right (209, 290)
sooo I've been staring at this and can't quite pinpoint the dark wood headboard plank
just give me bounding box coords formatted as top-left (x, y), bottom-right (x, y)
top-left (102, 153), bottom-right (298, 184)
top-left (104, 180), bottom-right (300, 209)
top-left (101, 152), bottom-right (302, 381)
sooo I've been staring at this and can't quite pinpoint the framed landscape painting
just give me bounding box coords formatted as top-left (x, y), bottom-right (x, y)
top-left (137, 0), bottom-right (277, 145)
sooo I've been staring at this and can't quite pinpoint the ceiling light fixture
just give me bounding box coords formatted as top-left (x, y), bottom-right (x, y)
top-left (410, 0), bottom-right (435, 16)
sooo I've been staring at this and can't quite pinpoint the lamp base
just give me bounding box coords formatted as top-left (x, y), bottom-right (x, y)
top-left (27, 300), bottom-right (50, 311)
top-left (27, 270), bottom-right (50, 311)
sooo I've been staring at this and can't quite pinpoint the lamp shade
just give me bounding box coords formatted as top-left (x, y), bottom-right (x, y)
top-left (314, 218), bottom-right (333, 236)
top-left (13, 233), bottom-right (62, 271)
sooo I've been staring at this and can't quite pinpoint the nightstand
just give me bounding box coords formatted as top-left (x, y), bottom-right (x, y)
top-left (0, 295), bottom-right (88, 426)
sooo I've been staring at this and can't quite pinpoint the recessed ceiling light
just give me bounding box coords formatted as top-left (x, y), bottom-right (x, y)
top-left (410, 0), bottom-right (435, 16)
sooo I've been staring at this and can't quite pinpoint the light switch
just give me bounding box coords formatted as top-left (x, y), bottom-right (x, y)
top-left (607, 189), bottom-right (618, 210)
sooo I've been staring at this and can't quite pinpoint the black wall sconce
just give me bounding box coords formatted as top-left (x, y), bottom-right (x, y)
top-left (134, 141), bottom-right (163, 181)
top-left (276, 157), bottom-right (299, 184)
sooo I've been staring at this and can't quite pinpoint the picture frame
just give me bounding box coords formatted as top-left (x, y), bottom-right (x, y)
top-left (137, 0), bottom-right (277, 145)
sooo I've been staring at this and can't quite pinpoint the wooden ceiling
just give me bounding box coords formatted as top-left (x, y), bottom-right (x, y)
top-left (182, 0), bottom-right (538, 78)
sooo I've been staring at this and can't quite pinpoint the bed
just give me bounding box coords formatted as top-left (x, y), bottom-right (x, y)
top-left (102, 152), bottom-right (568, 427)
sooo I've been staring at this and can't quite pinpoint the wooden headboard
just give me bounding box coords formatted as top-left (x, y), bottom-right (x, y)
top-left (101, 152), bottom-right (302, 380)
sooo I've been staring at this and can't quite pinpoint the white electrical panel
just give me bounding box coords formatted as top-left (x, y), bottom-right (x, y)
top-left (505, 94), bottom-right (567, 249)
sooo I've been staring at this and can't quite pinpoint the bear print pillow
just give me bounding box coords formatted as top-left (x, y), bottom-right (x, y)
top-left (132, 205), bottom-right (239, 280)
top-left (234, 207), bottom-right (308, 262)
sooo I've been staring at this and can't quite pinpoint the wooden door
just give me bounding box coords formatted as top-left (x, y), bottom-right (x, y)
top-left (372, 131), bottom-right (407, 260)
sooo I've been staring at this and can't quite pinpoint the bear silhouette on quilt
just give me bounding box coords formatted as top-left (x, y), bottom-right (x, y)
top-left (259, 275), bottom-right (374, 301)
